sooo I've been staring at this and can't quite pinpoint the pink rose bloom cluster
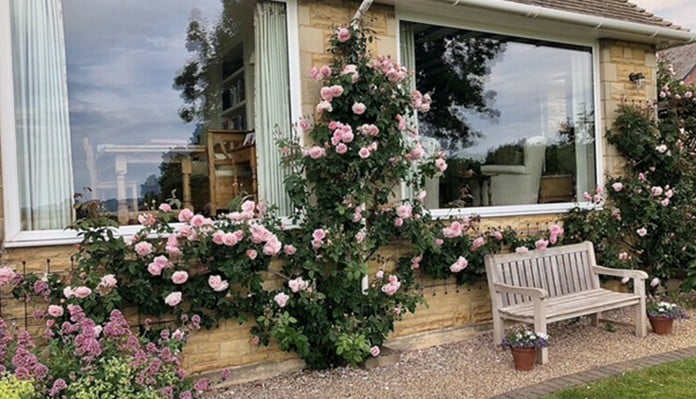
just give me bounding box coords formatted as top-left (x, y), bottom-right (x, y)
top-left (411, 90), bottom-right (432, 113)
top-left (548, 224), bottom-right (564, 244)
top-left (370, 54), bottom-right (408, 83)
top-left (490, 229), bottom-right (504, 241)
top-left (336, 27), bottom-right (351, 42)
top-left (405, 143), bottom-right (425, 161)
top-left (64, 286), bottom-right (92, 299)
top-left (450, 256), bottom-right (469, 273)
top-left (442, 220), bottom-right (467, 238)
top-left (352, 204), bottom-right (365, 223)
top-left (208, 275), bottom-right (230, 292)
top-left (358, 123), bottom-right (379, 137)
top-left (381, 275), bottom-right (401, 296)
top-left (304, 145), bottom-right (327, 159)
top-left (618, 252), bottom-right (630, 261)
top-left (311, 228), bottom-right (327, 249)
top-left (274, 292), bottom-right (289, 308)
top-left (288, 277), bottom-right (310, 293)
top-left (0, 266), bottom-right (15, 286)
top-left (212, 229), bottom-right (245, 247)
top-left (470, 236), bottom-right (486, 251)
top-left (434, 156), bottom-right (448, 173)
top-left (247, 223), bottom-right (283, 256)
top-left (320, 85), bottom-right (345, 102)
top-left (147, 255), bottom-right (172, 276)
top-left (137, 213), bottom-right (156, 227)
top-left (310, 64), bottom-right (332, 81)
top-left (340, 64), bottom-right (359, 83)
top-left (410, 256), bottom-right (422, 270)
top-left (358, 142), bottom-right (378, 159)
top-left (96, 274), bottom-right (117, 296)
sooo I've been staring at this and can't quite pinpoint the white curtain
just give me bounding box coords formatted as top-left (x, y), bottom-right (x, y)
top-left (10, 0), bottom-right (74, 230)
top-left (254, 1), bottom-right (291, 215)
top-left (570, 52), bottom-right (596, 195)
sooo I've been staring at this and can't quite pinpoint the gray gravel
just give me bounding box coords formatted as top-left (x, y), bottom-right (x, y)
top-left (204, 309), bottom-right (696, 399)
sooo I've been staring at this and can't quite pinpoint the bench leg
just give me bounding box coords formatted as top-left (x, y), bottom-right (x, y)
top-left (589, 313), bottom-right (599, 327)
top-left (635, 302), bottom-right (647, 338)
top-left (492, 310), bottom-right (504, 347)
top-left (534, 318), bottom-right (548, 364)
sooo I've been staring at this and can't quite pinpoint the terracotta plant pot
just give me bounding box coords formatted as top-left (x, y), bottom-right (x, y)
top-left (649, 316), bottom-right (674, 335)
top-left (511, 347), bottom-right (537, 371)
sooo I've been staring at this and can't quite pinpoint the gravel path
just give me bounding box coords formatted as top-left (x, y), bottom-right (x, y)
top-left (204, 310), bottom-right (696, 399)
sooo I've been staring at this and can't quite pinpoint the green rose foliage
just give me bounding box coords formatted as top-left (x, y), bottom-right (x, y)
top-left (562, 59), bottom-right (696, 289)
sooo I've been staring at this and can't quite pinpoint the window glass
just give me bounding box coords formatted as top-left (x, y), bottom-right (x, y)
top-left (8, 0), bottom-right (287, 230)
top-left (404, 22), bottom-right (596, 209)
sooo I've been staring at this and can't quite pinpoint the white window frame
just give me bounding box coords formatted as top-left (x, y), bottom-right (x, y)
top-left (0, 0), bottom-right (302, 247)
top-left (395, 4), bottom-right (604, 219)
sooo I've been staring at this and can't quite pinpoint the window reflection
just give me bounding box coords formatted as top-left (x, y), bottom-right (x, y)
top-left (405, 22), bottom-right (596, 208)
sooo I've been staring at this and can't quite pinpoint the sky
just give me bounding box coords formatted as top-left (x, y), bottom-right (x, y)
top-left (630, 0), bottom-right (696, 32)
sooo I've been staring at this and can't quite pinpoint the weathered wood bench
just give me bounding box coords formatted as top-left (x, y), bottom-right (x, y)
top-left (485, 241), bottom-right (648, 364)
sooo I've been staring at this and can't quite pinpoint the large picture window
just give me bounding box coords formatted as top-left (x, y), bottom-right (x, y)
top-left (4, 0), bottom-right (292, 233)
top-left (401, 22), bottom-right (597, 209)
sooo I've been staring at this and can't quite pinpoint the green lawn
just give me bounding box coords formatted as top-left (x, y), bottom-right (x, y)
top-left (540, 357), bottom-right (696, 399)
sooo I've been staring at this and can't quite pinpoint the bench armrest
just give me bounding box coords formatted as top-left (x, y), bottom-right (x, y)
top-left (493, 282), bottom-right (548, 299)
top-left (593, 265), bottom-right (648, 280)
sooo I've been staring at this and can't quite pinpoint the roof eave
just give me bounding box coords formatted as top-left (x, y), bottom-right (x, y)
top-left (396, 0), bottom-right (696, 48)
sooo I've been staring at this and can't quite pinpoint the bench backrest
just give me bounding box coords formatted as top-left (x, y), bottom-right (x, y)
top-left (485, 241), bottom-right (600, 307)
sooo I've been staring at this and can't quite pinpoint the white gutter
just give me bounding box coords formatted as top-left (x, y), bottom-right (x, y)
top-left (433, 0), bottom-right (696, 44)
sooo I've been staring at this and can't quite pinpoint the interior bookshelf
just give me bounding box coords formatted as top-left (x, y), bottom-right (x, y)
top-left (221, 44), bottom-right (246, 130)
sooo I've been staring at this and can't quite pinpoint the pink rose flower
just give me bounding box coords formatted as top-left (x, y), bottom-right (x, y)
top-left (283, 245), bottom-right (297, 255)
top-left (471, 237), bottom-right (486, 251)
top-left (158, 203), bottom-right (172, 212)
top-left (316, 100), bottom-right (333, 113)
top-left (305, 146), bottom-right (327, 159)
top-left (171, 271), bottom-right (189, 285)
top-left (358, 147), bottom-right (371, 159)
top-left (336, 27), bottom-right (351, 42)
top-left (535, 239), bottom-right (549, 250)
top-left (246, 249), bottom-right (258, 260)
top-left (100, 274), bottom-right (117, 288)
top-left (63, 286), bottom-right (75, 299)
top-left (274, 292), bottom-right (289, 308)
top-left (178, 208), bottom-right (194, 222)
top-left (288, 277), bottom-right (309, 293)
top-left (650, 277), bottom-right (660, 287)
top-left (618, 252), bottom-right (629, 261)
top-left (435, 158), bottom-right (447, 172)
top-left (138, 213), bottom-right (156, 226)
top-left (312, 229), bottom-right (327, 241)
top-left (351, 102), bottom-right (366, 115)
top-left (434, 239), bottom-right (444, 246)
top-left (0, 267), bottom-right (15, 285)
top-left (320, 65), bottom-right (332, 78)
top-left (370, 346), bottom-right (380, 357)
top-left (449, 256), bottom-right (469, 273)
top-left (396, 204), bottom-right (412, 219)
top-left (190, 214), bottom-right (207, 227)
top-left (148, 262), bottom-right (163, 276)
top-left (47, 305), bottom-right (64, 318)
top-left (394, 217), bottom-right (404, 227)
top-left (208, 275), bottom-right (230, 292)
top-left (320, 86), bottom-right (333, 101)
top-left (164, 291), bottom-right (182, 307)
top-left (74, 286), bottom-right (92, 299)
top-left (636, 227), bottom-right (648, 237)
top-left (612, 182), bottom-right (623, 192)
top-left (376, 270), bottom-right (384, 279)
top-left (492, 230), bottom-right (503, 241)
top-left (263, 237), bottom-right (283, 256)
top-left (335, 143), bottom-right (348, 154)
top-left (330, 85), bottom-right (344, 97)
top-left (134, 241), bottom-right (154, 257)
top-left (212, 230), bottom-right (225, 245)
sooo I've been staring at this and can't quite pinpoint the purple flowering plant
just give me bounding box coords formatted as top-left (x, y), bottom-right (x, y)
top-left (646, 300), bottom-right (688, 320)
top-left (500, 327), bottom-right (549, 350)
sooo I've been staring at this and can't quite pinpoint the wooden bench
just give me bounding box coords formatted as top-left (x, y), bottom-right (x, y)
top-left (485, 241), bottom-right (648, 364)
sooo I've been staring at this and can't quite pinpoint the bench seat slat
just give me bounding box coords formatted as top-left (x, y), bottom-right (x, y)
top-left (499, 289), bottom-right (640, 322)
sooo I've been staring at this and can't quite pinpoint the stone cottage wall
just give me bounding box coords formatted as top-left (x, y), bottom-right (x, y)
top-left (0, 0), bottom-right (657, 379)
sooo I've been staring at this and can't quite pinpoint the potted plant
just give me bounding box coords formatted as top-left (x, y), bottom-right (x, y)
top-left (500, 327), bottom-right (549, 371)
top-left (647, 300), bottom-right (688, 335)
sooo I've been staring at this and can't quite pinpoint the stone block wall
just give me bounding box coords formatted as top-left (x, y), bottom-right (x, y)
top-left (599, 40), bottom-right (656, 177)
